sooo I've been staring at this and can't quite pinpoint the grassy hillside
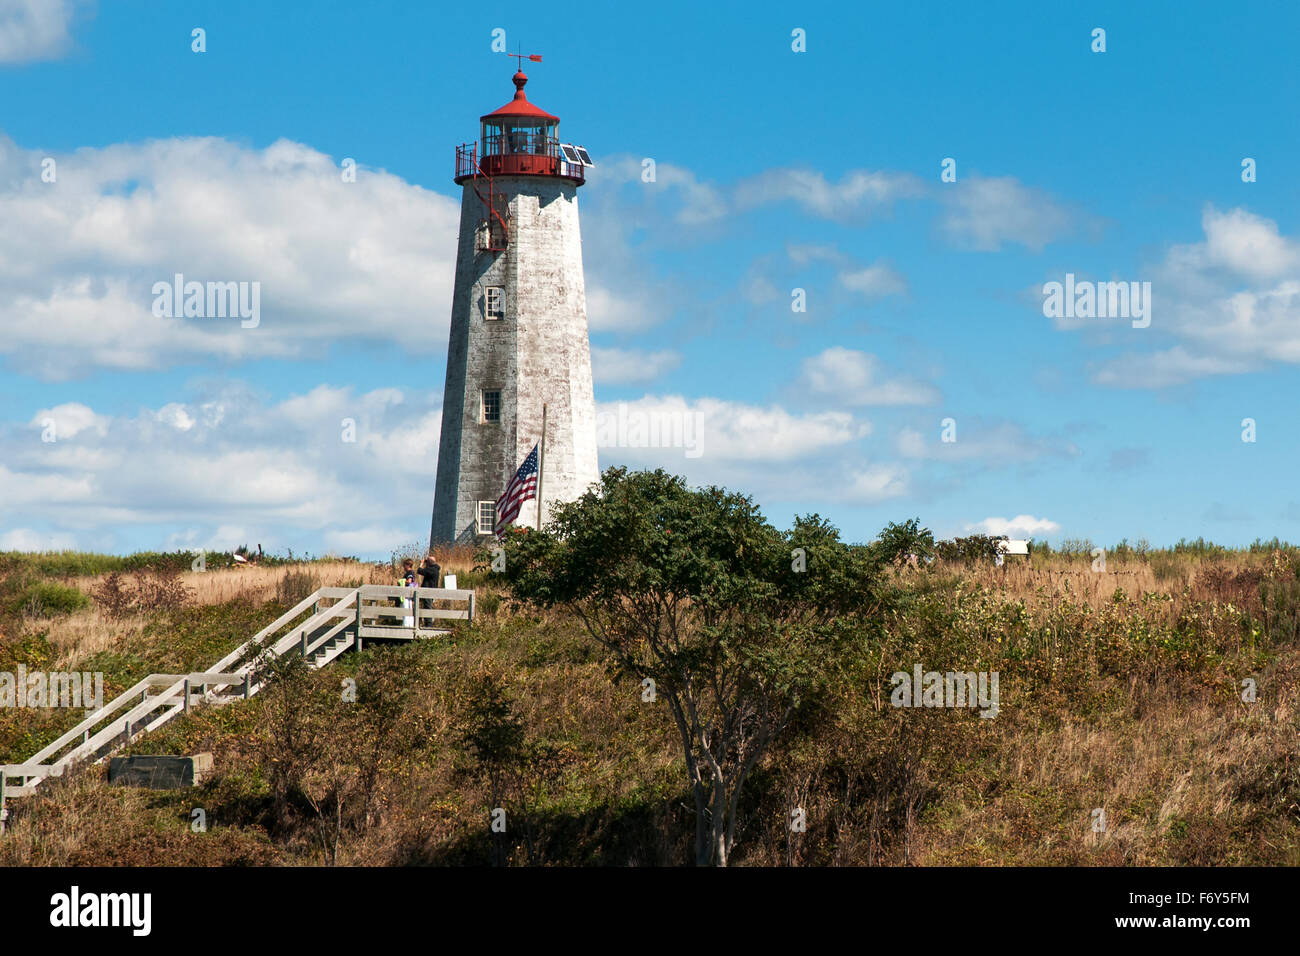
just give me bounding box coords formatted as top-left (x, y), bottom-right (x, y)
top-left (1, 544), bottom-right (1298, 866)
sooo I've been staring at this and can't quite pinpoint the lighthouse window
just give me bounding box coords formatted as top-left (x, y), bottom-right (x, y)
top-left (485, 286), bottom-right (504, 320)
top-left (481, 390), bottom-right (501, 423)
top-left (477, 501), bottom-right (496, 535)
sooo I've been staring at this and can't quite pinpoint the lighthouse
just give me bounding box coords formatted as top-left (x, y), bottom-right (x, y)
top-left (430, 63), bottom-right (600, 545)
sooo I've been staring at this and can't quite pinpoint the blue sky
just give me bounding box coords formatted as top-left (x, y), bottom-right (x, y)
top-left (1, 0), bottom-right (1297, 557)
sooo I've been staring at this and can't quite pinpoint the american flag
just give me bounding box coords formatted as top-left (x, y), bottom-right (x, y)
top-left (495, 444), bottom-right (539, 536)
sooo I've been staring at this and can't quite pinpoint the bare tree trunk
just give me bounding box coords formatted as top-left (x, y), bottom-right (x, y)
top-left (712, 781), bottom-right (729, 867)
top-left (665, 691), bottom-right (711, 866)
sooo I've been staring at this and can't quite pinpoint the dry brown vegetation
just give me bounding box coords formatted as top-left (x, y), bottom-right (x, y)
top-left (28, 549), bottom-right (483, 671)
top-left (2, 545), bottom-right (1298, 866)
top-left (63, 548), bottom-right (480, 612)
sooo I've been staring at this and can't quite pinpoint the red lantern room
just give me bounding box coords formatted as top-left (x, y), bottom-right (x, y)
top-left (454, 69), bottom-right (590, 186)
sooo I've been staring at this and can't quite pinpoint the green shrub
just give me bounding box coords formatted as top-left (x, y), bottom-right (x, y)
top-left (1056, 537), bottom-right (1096, 556)
top-left (935, 534), bottom-right (1002, 565)
top-left (1172, 537), bottom-right (1228, 559)
top-left (0, 549), bottom-right (237, 577)
top-left (873, 518), bottom-right (936, 565)
top-left (19, 581), bottom-right (89, 618)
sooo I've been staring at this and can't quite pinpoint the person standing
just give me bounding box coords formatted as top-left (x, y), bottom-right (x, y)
top-left (418, 553), bottom-right (441, 589)
top-left (416, 553), bottom-right (441, 626)
top-left (401, 558), bottom-right (417, 627)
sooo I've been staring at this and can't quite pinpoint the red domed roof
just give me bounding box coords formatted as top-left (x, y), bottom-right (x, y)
top-left (480, 71), bottom-right (559, 123)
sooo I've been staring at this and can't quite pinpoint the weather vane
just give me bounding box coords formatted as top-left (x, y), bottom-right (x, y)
top-left (505, 49), bottom-right (543, 70)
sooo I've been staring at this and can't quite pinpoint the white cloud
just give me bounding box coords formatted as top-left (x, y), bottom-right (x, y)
top-left (1091, 346), bottom-right (1252, 388)
top-left (0, 384), bottom-right (910, 552)
top-left (654, 162), bottom-right (728, 226)
top-left (0, 383), bottom-right (442, 558)
top-left (965, 515), bottom-right (1061, 538)
top-left (844, 464), bottom-right (910, 503)
top-left (764, 245), bottom-right (908, 310)
top-left (838, 262), bottom-right (908, 301)
top-left (0, 133), bottom-right (459, 379)
top-left (592, 156), bottom-right (728, 226)
top-left (1090, 206), bottom-right (1300, 386)
top-left (29, 402), bottom-right (107, 439)
top-left (1199, 206), bottom-right (1300, 280)
top-left (939, 174), bottom-right (1073, 251)
top-left (156, 403), bottom-right (197, 431)
top-left (0, 528), bottom-right (80, 551)
top-left (594, 159), bottom-right (923, 227)
top-left (897, 419), bottom-right (1078, 463)
top-left (598, 395), bottom-right (869, 465)
top-left (593, 394), bottom-right (906, 504)
top-left (164, 524), bottom-right (254, 554)
top-left (576, 159), bottom-right (693, 333)
top-left (796, 347), bottom-right (939, 405)
top-left (585, 284), bottom-right (660, 333)
top-left (0, 0), bottom-right (85, 64)
top-left (734, 167), bottom-right (924, 221)
top-left (321, 526), bottom-right (417, 555)
top-left (591, 346), bottom-right (681, 384)
top-left (786, 243), bottom-right (843, 266)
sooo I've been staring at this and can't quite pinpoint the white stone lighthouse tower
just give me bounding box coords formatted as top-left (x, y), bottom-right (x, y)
top-left (430, 66), bottom-right (599, 545)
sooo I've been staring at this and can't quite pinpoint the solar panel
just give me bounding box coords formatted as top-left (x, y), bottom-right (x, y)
top-left (575, 146), bottom-right (594, 167)
top-left (560, 144), bottom-right (581, 164)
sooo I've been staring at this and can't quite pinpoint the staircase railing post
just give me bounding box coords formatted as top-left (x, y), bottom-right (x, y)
top-left (355, 588), bottom-right (364, 652)
top-left (12, 588), bottom-right (374, 801)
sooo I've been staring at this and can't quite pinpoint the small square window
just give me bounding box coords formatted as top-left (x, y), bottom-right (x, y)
top-left (481, 389), bottom-right (501, 423)
top-left (477, 501), bottom-right (496, 535)
top-left (485, 286), bottom-right (504, 320)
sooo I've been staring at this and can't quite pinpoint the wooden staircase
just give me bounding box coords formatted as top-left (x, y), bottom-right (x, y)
top-left (0, 584), bottom-right (474, 812)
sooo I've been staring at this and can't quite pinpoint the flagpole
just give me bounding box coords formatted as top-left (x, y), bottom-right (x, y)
top-left (537, 404), bottom-right (547, 531)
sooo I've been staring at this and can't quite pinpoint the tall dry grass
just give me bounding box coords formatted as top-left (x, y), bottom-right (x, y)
top-left (912, 550), bottom-right (1278, 613)
top-left (41, 608), bottom-right (150, 670)
top-left (62, 554), bottom-right (473, 608)
top-left (38, 551), bottom-right (487, 668)
top-left (918, 655), bottom-right (1300, 865)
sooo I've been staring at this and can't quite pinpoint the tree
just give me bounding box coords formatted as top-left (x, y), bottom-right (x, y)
top-left (497, 468), bottom-right (885, 865)
top-left (252, 643), bottom-right (429, 863)
top-left (457, 673), bottom-right (560, 865)
top-left (872, 517), bottom-right (935, 566)
top-left (934, 534), bottom-right (1002, 565)
top-left (253, 649), bottom-right (327, 839)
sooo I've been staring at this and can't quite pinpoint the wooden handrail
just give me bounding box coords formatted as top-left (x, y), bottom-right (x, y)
top-left (8, 584), bottom-right (472, 801)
